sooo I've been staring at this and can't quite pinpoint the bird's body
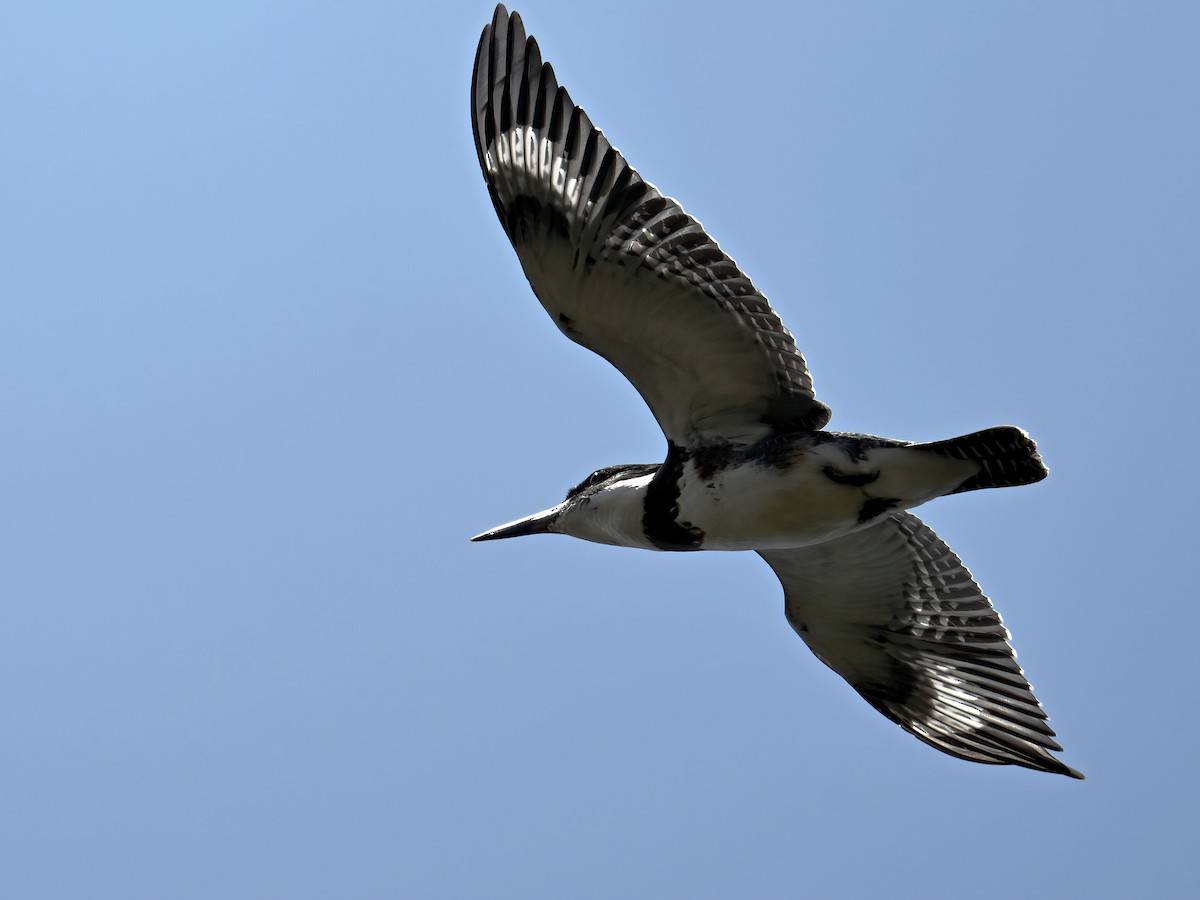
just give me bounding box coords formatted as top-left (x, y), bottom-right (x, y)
top-left (470, 4), bottom-right (1082, 779)
top-left (640, 431), bottom-right (984, 551)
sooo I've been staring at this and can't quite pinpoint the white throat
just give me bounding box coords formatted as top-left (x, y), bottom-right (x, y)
top-left (556, 474), bottom-right (656, 549)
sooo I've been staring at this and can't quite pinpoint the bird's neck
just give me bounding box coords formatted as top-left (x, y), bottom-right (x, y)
top-left (560, 474), bottom-right (660, 550)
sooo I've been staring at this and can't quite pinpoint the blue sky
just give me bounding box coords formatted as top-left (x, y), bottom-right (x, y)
top-left (4, 1), bottom-right (1198, 897)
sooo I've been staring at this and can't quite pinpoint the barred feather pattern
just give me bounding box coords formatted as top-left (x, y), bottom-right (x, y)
top-left (471, 4), bottom-right (831, 444)
top-left (919, 426), bottom-right (1050, 494)
top-left (760, 512), bottom-right (1082, 778)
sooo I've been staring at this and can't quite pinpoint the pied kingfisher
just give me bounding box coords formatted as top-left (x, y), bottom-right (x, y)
top-left (469, 4), bottom-right (1081, 779)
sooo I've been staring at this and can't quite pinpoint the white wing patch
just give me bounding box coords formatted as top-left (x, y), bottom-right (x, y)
top-left (485, 125), bottom-right (591, 212)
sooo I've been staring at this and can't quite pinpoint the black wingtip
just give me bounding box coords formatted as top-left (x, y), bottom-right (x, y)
top-left (1056, 761), bottom-right (1087, 781)
top-left (492, 3), bottom-right (510, 32)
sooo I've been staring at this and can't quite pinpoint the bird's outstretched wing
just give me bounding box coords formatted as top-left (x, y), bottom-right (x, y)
top-left (759, 512), bottom-right (1083, 778)
top-left (471, 5), bottom-right (831, 447)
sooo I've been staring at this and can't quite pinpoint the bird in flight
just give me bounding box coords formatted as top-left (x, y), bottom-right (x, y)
top-left (469, 4), bottom-right (1081, 779)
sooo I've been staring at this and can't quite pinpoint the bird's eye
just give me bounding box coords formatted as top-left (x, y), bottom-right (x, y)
top-left (565, 468), bottom-right (612, 501)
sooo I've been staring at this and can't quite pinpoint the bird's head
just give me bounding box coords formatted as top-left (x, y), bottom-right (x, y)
top-left (470, 463), bottom-right (659, 547)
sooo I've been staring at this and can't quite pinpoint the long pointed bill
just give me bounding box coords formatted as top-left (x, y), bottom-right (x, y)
top-left (470, 505), bottom-right (562, 542)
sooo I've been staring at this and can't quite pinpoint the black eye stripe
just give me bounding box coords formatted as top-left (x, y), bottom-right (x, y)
top-left (565, 463), bottom-right (659, 501)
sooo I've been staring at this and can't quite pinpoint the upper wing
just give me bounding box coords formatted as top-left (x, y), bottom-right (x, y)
top-left (758, 512), bottom-right (1083, 778)
top-left (471, 5), bottom-right (831, 447)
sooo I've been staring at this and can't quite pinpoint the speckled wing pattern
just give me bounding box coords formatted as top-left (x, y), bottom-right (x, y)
top-left (759, 512), bottom-right (1083, 778)
top-left (471, 5), bottom-right (831, 446)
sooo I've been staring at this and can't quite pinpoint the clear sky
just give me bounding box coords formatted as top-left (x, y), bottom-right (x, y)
top-left (4, 1), bottom-right (1198, 897)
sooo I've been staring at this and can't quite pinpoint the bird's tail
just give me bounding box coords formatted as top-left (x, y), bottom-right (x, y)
top-left (917, 426), bottom-right (1048, 494)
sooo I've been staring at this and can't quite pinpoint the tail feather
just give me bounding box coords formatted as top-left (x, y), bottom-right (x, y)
top-left (918, 426), bottom-right (1048, 494)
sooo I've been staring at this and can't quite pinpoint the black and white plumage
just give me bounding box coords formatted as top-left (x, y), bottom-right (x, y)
top-left (469, 5), bottom-right (1081, 779)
